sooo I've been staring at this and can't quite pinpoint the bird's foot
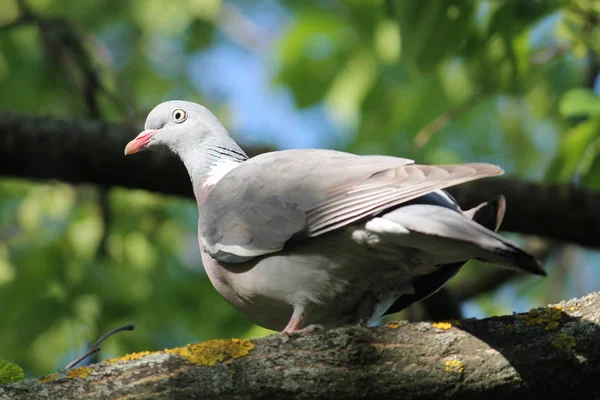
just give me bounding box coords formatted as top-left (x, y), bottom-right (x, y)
top-left (283, 324), bottom-right (324, 334)
top-left (356, 318), bottom-right (369, 328)
top-left (283, 302), bottom-right (324, 334)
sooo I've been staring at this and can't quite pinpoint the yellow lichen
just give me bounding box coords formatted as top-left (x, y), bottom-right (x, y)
top-left (165, 339), bottom-right (255, 366)
top-left (444, 359), bottom-right (464, 374)
top-left (67, 366), bottom-right (93, 379)
top-left (41, 340), bottom-right (255, 386)
top-left (569, 306), bottom-right (579, 312)
top-left (522, 305), bottom-right (564, 330)
top-left (106, 339), bottom-right (255, 367)
top-left (41, 367), bottom-right (94, 383)
top-left (106, 350), bottom-right (153, 364)
top-left (552, 333), bottom-right (576, 353)
top-left (388, 322), bottom-right (399, 329)
top-left (432, 322), bottom-right (452, 330)
top-left (39, 373), bottom-right (61, 384)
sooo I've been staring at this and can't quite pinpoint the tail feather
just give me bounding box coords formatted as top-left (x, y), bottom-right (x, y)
top-left (379, 202), bottom-right (545, 276)
top-left (463, 194), bottom-right (506, 232)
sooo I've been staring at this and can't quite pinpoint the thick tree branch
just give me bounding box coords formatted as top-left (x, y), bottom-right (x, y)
top-left (446, 179), bottom-right (600, 247)
top-left (1, 292), bottom-right (599, 399)
top-left (1, 111), bottom-right (599, 247)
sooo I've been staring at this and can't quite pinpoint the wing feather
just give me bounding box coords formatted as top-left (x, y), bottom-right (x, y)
top-left (306, 163), bottom-right (502, 236)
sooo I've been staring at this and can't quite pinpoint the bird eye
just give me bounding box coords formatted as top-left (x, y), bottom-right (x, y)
top-left (172, 109), bottom-right (187, 123)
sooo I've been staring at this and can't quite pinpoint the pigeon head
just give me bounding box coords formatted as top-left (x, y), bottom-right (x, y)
top-left (124, 100), bottom-right (231, 156)
top-left (125, 100), bottom-right (248, 195)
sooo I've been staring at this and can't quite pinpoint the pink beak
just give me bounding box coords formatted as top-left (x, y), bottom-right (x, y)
top-left (124, 130), bottom-right (158, 155)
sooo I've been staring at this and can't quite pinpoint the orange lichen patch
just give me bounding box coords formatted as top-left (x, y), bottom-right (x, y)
top-left (569, 305), bottom-right (579, 312)
top-left (39, 373), bottom-right (61, 384)
top-left (522, 305), bottom-right (564, 330)
top-left (67, 366), bottom-right (93, 379)
top-left (388, 322), bottom-right (400, 329)
top-left (165, 339), bottom-right (255, 366)
top-left (432, 322), bottom-right (452, 330)
top-left (106, 350), bottom-right (153, 364)
top-left (444, 359), bottom-right (464, 374)
top-left (552, 333), bottom-right (576, 353)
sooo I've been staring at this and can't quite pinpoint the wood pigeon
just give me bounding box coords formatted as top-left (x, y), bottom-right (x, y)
top-left (125, 100), bottom-right (544, 332)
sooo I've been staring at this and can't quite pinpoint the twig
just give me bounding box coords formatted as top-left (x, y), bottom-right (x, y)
top-left (413, 91), bottom-right (486, 149)
top-left (531, 45), bottom-right (570, 65)
top-left (65, 324), bottom-right (135, 369)
top-left (217, 3), bottom-right (268, 52)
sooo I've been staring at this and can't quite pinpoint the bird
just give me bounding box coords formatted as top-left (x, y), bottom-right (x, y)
top-left (124, 100), bottom-right (545, 333)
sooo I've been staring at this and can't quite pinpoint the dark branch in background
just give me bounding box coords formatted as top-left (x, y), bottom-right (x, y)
top-left (65, 324), bottom-right (135, 369)
top-left (0, 111), bottom-right (599, 247)
top-left (446, 179), bottom-right (600, 247)
top-left (2, 293), bottom-right (600, 399)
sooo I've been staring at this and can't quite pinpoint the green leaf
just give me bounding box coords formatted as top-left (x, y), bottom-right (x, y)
top-left (582, 150), bottom-right (600, 190)
top-left (275, 10), bottom-right (350, 107)
top-left (545, 119), bottom-right (600, 182)
top-left (559, 88), bottom-right (600, 118)
top-left (0, 358), bottom-right (25, 384)
top-left (185, 19), bottom-right (215, 51)
top-left (391, 0), bottom-right (475, 69)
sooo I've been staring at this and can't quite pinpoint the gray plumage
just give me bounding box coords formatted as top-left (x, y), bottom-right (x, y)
top-left (125, 100), bottom-right (545, 332)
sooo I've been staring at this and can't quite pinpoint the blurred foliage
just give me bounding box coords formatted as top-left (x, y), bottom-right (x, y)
top-left (1, 0), bottom-right (600, 378)
top-left (0, 357), bottom-right (24, 384)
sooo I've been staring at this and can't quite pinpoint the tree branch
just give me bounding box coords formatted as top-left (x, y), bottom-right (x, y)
top-left (1, 292), bottom-right (599, 399)
top-left (1, 111), bottom-right (599, 247)
top-left (446, 179), bottom-right (600, 248)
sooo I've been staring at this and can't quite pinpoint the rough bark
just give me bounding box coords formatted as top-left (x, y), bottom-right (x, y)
top-left (1, 292), bottom-right (599, 400)
top-left (1, 111), bottom-right (600, 247)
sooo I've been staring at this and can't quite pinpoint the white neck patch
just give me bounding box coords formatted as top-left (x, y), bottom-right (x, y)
top-left (202, 161), bottom-right (239, 188)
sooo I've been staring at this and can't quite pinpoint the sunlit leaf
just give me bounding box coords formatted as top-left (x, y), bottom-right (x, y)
top-left (559, 88), bottom-right (600, 118)
top-left (325, 49), bottom-right (376, 126)
top-left (546, 119), bottom-right (600, 182)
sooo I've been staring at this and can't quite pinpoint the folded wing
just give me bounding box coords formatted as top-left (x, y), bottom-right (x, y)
top-left (199, 149), bottom-right (503, 263)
